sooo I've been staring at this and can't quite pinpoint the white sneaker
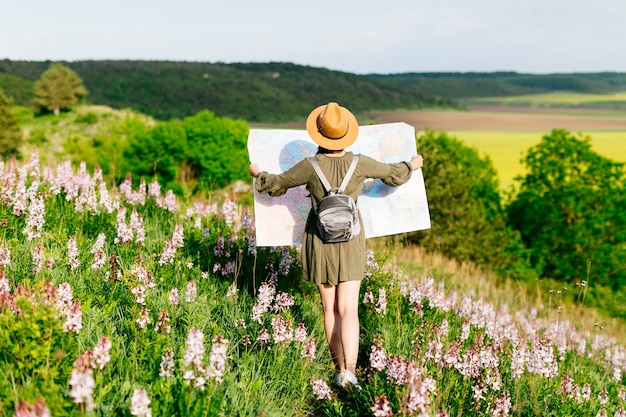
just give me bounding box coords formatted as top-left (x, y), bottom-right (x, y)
top-left (341, 370), bottom-right (361, 390)
top-left (332, 372), bottom-right (345, 387)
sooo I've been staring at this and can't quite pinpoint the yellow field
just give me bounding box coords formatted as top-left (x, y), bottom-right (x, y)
top-left (444, 130), bottom-right (626, 190)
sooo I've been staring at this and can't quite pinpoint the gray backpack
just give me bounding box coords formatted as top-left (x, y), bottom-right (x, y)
top-left (309, 155), bottom-right (361, 243)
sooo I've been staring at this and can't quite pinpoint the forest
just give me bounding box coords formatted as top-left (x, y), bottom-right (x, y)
top-left (3, 59), bottom-right (626, 121)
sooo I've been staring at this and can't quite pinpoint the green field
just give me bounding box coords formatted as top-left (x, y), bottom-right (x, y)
top-left (441, 130), bottom-right (626, 190)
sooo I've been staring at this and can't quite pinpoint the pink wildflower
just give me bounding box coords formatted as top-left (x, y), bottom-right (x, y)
top-left (186, 280), bottom-right (197, 303)
top-left (511, 340), bottom-right (528, 379)
top-left (32, 242), bottom-right (45, 274)
top-left (278, 249), bottom-right (292, 276)
top-left (161, 189), bottom-right (178, 212)
top-left (302, 338), bottom-right (316, 361)
top-left (364, 249), bottom-right (379, 278)
top-left (487, 389), bottom-right (512, 417)
top-left (310, 379), bottom-right (332, 400)
top-left (154, 309), bottom-right (171, 334)
top-left (159, 348), bottom-right (175, 378)
top-left (0, 241), bottom-right (10, 267)
top-left (226, 283), bottom-right (238, 297)
top-left (168, 288), bottom-right (179, 306)
top-left (207, 334), bottom-right (229, 383)
top-left (147, 178), bottom-right (161, 199)
top-left (13, 398), bottom-right (51, 417)
top-left (56, 282), bottom-right (73, 310)
top-left (93, 336), bottom-right (112, 370)
top-left (183, 327), bottom-right (207, 389)
top-left (295, 323), bottom-right (307, 343)
top-left (257, 328), bottom-right (271, 346)
top-left (114, 206), bottom-right (133, 244)
top-left (0, 273), bottom-right (9, 295)
top-left (527, 336), bottom-right (558, 378)
top-left (271, 316), bottom-right (294, 343)
top-left (90, 233), bottom-right (107, 269)
top-left (272, 291), bottom-right (295, 313)
top-left (69, 356), bottom-right (96, 410)
top-left (472, 383), bottom-right (487, 405)
top-left (404, 378), bottom-right (431, 415)
top-left (130, 209), bottom-right (145, 245)
top-left (23, 193), bottom-right (45, 240)
top-left (136, 307), bottom-right (150, 329)
top-left (131, 285), bottom-right (146, 305)
top-left (159, 240), bottom-right (176, 265)
top-left (221, 199), bottom-right (238, 226)
top-left (171, 224), bottom-right (184, 248)
top-left (376, 287), bottom-right (387, 315)
top-left (63, 299), bottom-right (83, 334)
top-left (386, 354), bottom-right (410, 385)
top-left (251, 279), bottom-right (276, 323)
top-left (371, 395), bottom-right (392, 417)
top-left (67, 236), bottom-right (80, 271)
top-left (369, 334), bottom-right (387, 372)
top-left (98, 182), bottom-right (116, 213)
top-left (130, 388), bottom-right (152, 417)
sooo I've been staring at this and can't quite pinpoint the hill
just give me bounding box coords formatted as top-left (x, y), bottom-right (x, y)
top-left (2, 59), bottom-right (626, 122)
top-left (0, 60), bottom-right (455, 122)
top-left (2, 153), bottom-right (626, 416)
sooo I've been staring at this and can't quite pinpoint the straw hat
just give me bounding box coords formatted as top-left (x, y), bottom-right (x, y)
top-left (306, 102), bottom-right (359, 150)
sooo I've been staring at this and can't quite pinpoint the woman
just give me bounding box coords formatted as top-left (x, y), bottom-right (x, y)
top-left (249, 102), bottom-right (423, 388)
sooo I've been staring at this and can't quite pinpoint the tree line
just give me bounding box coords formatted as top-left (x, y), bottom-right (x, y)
top-left (4, 59), bottom-right (626, 122)
top-left (0, 60), bottom-right (458, 122)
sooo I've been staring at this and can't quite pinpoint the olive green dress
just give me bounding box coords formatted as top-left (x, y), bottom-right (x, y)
top-left (255, 151), bottom-right (413, 286)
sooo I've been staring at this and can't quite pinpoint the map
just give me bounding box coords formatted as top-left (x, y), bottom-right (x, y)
top-left (248, 122), bottom-right (431, 247)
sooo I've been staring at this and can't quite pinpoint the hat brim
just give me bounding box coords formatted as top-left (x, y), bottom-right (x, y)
top-left (306, 104), bottom-right (359, 150)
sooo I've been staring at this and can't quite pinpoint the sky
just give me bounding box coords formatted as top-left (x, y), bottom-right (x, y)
top-left (2, 0), bottom-right (626, 75)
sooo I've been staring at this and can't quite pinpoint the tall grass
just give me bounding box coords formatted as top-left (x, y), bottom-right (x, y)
top-left (1, 152), bottom-right (626, 416)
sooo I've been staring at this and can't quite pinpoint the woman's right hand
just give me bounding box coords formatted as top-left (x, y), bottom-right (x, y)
top-left (410, 155), bottom-right (424, 170)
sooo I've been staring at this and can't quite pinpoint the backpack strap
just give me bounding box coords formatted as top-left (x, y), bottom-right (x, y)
top-left (309, 157), bottom-right (333, 193)
top-left (339, 154), bottom-right (359, 193)
top-left (309, 154), bottom-right (359, 194)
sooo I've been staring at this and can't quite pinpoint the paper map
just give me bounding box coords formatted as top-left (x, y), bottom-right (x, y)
top-left (248, 122), bottom-right (431, 247)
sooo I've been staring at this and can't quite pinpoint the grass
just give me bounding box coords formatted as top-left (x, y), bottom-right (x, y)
top-left (375, 242), bottom-right (626, 347)
top-left (440, 130), bottom-right (626, 190)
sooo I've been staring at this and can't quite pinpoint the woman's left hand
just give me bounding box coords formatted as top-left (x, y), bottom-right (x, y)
top-left (249, 163), bottom-right (261, 178)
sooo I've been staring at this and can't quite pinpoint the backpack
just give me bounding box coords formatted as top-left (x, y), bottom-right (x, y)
top-left (309, 154), bottom-right (361, 243)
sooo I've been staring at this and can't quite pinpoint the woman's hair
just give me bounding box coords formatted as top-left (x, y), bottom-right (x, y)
top-left (317, 146), bottom-right (344, 154)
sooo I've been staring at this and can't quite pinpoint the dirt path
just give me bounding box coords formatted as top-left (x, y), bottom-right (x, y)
top-left (361, 106), bottom-right (626, 132)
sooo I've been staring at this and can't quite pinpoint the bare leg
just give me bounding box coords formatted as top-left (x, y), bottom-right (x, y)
top-left (336, 280), bottom-right (362, 374)
top-left (317, 284), bottom-right (344, 373)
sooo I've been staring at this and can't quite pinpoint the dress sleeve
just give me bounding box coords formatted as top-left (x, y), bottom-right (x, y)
top-left (381, 161), bottom-right (413, 187)
top-left (254, 158), bottom-right (312, 197)
top-left (359, 155), bottom-right (413, 187)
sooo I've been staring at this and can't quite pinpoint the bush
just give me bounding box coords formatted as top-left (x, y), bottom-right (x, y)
top-left (409, 130), bottom-right (534, 280)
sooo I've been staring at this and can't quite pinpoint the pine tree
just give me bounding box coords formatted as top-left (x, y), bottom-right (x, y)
top-left (32, 63), bottom-right (88, 116)
top-left (0, 89), bottom-right (22, 158)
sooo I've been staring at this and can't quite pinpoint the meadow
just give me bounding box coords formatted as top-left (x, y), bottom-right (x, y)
top-left (2, 152), bottom-right (626, 416)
